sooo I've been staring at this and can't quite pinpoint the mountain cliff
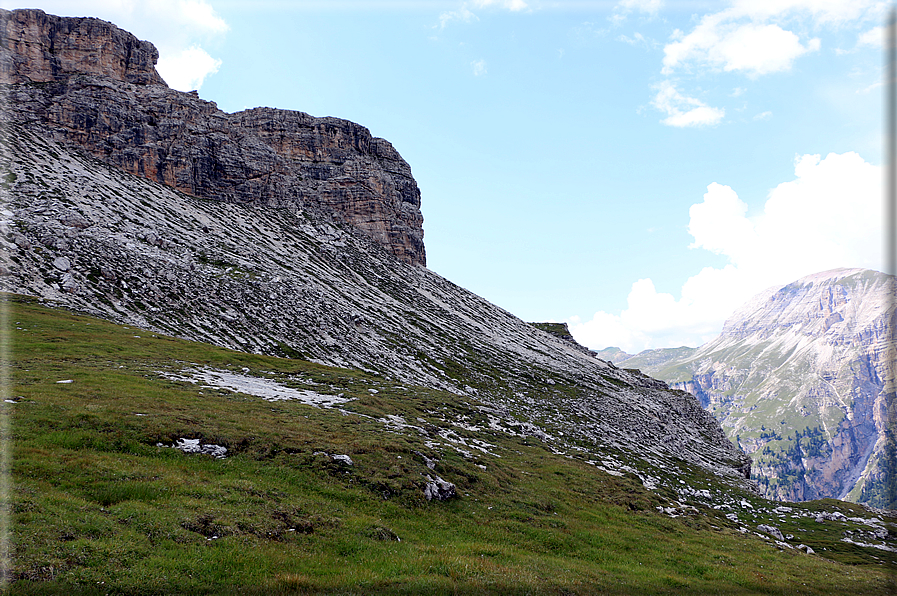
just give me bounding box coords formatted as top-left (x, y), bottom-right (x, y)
top-left (0, 9), bottom-right (754, 502)
top-left (0, 8), bottom-right (425, 265)
top-left (0, 120), bottom-right (752, 492)
top-left (616, 269), bottom-right (896, 507)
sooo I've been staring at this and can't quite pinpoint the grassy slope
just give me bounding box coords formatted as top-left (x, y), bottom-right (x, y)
top-left (3, 294), bottom-right (895, 595)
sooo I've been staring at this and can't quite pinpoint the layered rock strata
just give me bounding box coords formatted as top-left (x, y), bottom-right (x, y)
top-left (0, 9), bottom-right (754, 505)
top-left (0, 8), bottom-right (425, 265)
top-left (615, 269), bottom-right (895, 506)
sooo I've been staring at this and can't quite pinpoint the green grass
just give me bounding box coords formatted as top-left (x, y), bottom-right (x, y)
top-left (2, 293), bottom-right (895, 594)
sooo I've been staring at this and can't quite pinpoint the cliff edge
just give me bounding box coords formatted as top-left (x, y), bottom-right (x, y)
top-left (0, 8), bottom-right (426, 265)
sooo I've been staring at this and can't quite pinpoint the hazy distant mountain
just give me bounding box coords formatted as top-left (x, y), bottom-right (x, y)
top-left (610, 269), bottom-right (896, 507)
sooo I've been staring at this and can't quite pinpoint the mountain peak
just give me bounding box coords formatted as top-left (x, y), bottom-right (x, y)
top-left (618, 268), bottom-right (895, 506)
top-left (721, 268), bottom-right (891, 339)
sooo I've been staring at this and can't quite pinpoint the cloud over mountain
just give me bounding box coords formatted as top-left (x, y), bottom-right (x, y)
top-left (570, 151), bottom-right (881, 352)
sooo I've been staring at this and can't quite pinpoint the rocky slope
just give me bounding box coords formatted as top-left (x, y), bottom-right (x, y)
top-left (616, 269), bottom-right (896, 507)
top-left (0, 121), bottom-right (752, 497)
top-left (0, 8), bottom-right (425, 265)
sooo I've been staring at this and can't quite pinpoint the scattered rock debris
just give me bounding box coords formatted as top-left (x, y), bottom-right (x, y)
top-left (162, 438), bottom-right (228, 459)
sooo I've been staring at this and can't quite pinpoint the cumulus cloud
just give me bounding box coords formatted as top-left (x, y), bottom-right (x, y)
top-left (570, 151), bottom-right (882, 353)
top-left (156, 45), bottom-right (221, 91)
top-left (661, 0), bottom-right (883, 78)
top-left (471, 58), bottom-right (488, 76)
top-left (753, 110), bottom-right (772, 120)
top-left (647, 1), bottom-right (884, 129)
top-left (663, 18), bottom-right (820, 77)
top-left (651, 81), bottom-right (725, 127)
top-left (11, 0), bottom-right (229, 90)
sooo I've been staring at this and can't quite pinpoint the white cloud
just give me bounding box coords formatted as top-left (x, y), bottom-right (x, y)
top-left (726, 0), bottom-right (884, 26)
top-left (651, 81), bottom-right (724, 127)
top-left (618, 32), bottom-right (652, 48)
top-left (857, 80), bottom-right (883, 94)
top-left (644, 1), bottom-right (884, 130)
top-left (570, 151), bottom-right (882, 352)
top-left (439, 5), bottom-right (478, 28)
top-left (858, 26), bottom-right (884, 48)
top-left (12, 0), bottom-right (230, 91)
top-left (174, 0), bottom-right (228, 34)
top-left (610, 0), bottom-right (663, 26)
top-left (473, 0), bottom-right (528, 11)
top-left (660, 0), bottom-right (884, 78)
top-left (662, 18), bottom-right (820, 77)
top-left (618, 0), bottom-right (663, 14)
top-left (438, 0), bottom-right (528, 27)
top-left (156, 45), bottom-right (221, 91)
top-left (472, 58), bottom-right (488, 76)
top-left (753, 110), bottom-right (772, 120)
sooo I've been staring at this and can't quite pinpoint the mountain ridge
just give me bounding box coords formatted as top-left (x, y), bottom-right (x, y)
top-left (611, 268), bottom-right (895, 507)
top-left (0, 118), bottom-right (754, 493)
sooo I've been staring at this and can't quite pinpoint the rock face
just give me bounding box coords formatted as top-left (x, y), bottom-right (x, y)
top-left (616, 269), bottom-right (896, 507)
top-left (0, 121), bottom-right (753, 501)
top-left (0, 8), bottom-right (425, 266)
top-left (0, 8), bottom-right (164, 85)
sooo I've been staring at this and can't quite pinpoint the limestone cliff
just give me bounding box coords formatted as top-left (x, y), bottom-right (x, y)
top-left (0, 8), bottom-right (425, 265)
top-left (616, 269), bottom-right (896, 507)
top-left (0, 8), bottom-right (755, 504)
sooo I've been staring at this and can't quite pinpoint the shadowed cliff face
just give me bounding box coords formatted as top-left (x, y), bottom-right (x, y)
top-left (0, 8), bottom-right (426, 266)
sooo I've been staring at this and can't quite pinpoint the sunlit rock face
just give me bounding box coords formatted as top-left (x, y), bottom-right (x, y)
top-left (0, 8), bottom-right (426, 266)
top-left (616, 269), bottom-right (896, 507)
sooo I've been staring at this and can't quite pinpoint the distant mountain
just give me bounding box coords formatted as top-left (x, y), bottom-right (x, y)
top-left (593, 346), bottom-right (635, 363)
top-left (612, 269), bottom-right (896, 507)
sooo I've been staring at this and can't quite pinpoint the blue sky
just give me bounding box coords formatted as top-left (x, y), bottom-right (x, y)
top-left (7, 0), bottom-right (887, 352)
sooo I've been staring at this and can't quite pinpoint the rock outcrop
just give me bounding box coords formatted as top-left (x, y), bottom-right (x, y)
top-left (615, 269), bottom-right (896, 507)
top-left (0, 8), bottom-right (425, 265)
